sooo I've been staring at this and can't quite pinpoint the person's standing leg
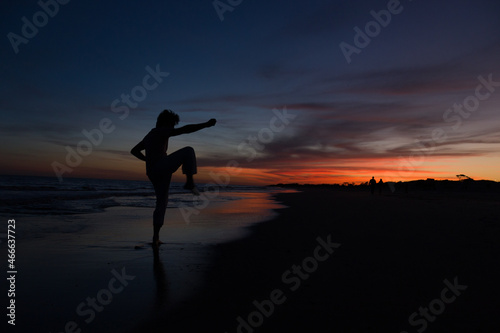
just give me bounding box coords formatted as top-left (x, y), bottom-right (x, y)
top-left (149, 147), bottom-right (198, 245)
top-left (150, 173), bottom-right (171, 246)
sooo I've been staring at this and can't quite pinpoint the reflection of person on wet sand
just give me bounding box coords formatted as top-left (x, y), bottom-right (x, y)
top-left (153, 246), bottom-right (168, 309)
top-left (131, 109), bottom-right (216, 246)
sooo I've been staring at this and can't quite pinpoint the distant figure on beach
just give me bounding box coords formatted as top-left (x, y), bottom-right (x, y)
top-left (369, 177), bottom-right (376, 195)
top-left (131, 109), bottom-right (216, 247)
top-left (378, 179), bottom-right (384, 195)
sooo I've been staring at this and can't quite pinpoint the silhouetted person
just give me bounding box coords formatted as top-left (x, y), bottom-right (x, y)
top-left (378, 178), bottom-right (384, 195)
top-left (131, 109), bottom-right (216, 246)
top-left (369, 176), bottom-right (376, 195)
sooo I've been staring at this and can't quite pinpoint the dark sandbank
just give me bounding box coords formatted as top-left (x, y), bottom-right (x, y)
top-left (134, 188), bottom-right (500, 333)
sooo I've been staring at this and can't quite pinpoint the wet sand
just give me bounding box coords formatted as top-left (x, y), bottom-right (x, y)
top-left (9, 188), bottom-right (500, 332)
top-left (9, 191), bottom-right (281, 333)
top-left (140, 188), bottom-right (500, 333)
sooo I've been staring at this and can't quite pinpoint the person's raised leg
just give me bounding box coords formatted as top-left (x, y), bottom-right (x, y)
top-left (167, 146), bottom-right (199, 194)
top-left (184, 173), bottom-right (195, 190)
top-left (183, 173), bottom-right (199, 195)
top-left (182, 147), bottom-right (198, 193)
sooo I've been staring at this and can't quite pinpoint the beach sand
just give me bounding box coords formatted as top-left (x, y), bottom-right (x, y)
top-left (131, 188), bottom-right (500, 333)
top-left (9, 191), bottom-right (281, 333)
top-left (9, 188), bottom-right (500, 332)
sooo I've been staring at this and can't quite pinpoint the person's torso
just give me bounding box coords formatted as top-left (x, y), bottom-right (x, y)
top-left (143, 127), bottom-right (173, 169)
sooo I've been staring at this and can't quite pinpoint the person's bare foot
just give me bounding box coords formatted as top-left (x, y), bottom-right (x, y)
top-left (184, 182), bottom-right (200, 195)
top-left (152, 235), bottom-right (160, 248)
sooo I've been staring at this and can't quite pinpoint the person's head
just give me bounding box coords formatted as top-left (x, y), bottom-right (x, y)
top-left (156, 109), bottom-right (179, 128)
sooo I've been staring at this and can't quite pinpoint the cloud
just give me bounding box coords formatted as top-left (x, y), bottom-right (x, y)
top-left (331, 41), bottom-right (500, 97)
top-left (196, 111), bottom-right (500, 176)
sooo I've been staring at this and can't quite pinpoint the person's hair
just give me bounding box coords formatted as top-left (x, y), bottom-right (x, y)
top-left (156, 109), bottom-right (179, 128)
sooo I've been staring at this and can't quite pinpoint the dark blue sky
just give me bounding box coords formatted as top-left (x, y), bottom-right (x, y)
top-left (1, 0), bottom-right (500, 184)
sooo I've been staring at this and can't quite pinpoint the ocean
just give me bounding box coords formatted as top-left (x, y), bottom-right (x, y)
top-left (0, 175), bottom-right (274, 216)
top-left (0, 174), bottom-right (289, 246)
top-left (0, 176), bottom-right (290, 332)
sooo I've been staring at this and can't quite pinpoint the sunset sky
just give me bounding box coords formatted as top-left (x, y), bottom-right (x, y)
top-left (1, 0), bottom-right (500, 185)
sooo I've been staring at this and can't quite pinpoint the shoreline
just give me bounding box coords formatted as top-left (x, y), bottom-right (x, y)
top-left (142, 187), bottom-right (500, 332)
top-left (8, 188), bottom-right (284, 333)
top-left (7, 186), bottom-right (500, 332)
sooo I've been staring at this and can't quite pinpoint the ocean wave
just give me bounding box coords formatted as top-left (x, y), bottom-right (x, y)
top-left (0, 175), bottom-right (269, 216)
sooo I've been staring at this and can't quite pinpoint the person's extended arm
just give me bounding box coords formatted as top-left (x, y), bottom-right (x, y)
top-left (171, 119), bottom-right (216, 136)
top-left (131, 140), bottom-right (146, 161)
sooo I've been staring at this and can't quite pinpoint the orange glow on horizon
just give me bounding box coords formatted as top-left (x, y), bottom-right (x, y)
top-left (2, 152), bottom-right (498, 185)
